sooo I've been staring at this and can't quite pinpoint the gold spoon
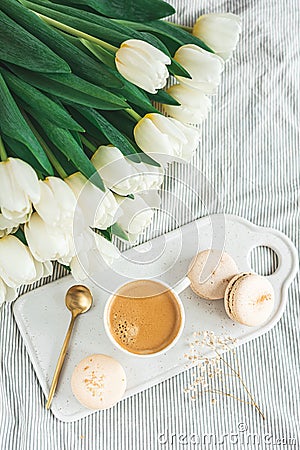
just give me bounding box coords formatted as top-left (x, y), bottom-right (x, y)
top-left (46, 285), bottom-right (93, 410)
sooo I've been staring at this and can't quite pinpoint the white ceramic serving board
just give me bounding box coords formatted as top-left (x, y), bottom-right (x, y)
top-left (13, 214), bottom-right (298, 422)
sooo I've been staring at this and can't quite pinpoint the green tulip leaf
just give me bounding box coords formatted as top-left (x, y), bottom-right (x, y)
top-left (0, 73), bottom-right (53, 173)
top-left (70, 130), bottom-right (83, 148)
top-left (30, 119), bottom-right (78, 176)
top-left (72, 105), bottom-right (139, 157)
top-left (147, 89), bottom-right (180, 106)
top-left (65, 106), bottom-right (108, 143)
top-left (0, 9), bottom-right (69, 73)
top-left (45, 0), bottom-right (175, 21)
top-left (7, 65), bottom-right (129, 110)
top-left (1, 0), bottom-right (123, 90)
top-left (0, 67), bottom-right (84, 131)
top-left (19, 0), bottom-right (138, 47)
top-left (22, 103), bottom-right (105, 190)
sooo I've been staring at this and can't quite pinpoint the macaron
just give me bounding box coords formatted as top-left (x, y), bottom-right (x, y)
top-left (224, 273), bottom-right (275, 326)
top-left (71, 354), bottom-right (126, 410)
top-left (188, 249), bottom-right (238, 300)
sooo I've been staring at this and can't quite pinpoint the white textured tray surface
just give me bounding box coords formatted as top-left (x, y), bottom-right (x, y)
top-left (13, 214), bottom-right (298, 422)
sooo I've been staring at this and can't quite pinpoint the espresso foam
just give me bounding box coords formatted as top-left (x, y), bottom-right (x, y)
top-left (108, 280), bottom-right (182, 355)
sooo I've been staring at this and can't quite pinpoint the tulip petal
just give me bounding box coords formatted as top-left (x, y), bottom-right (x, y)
top-left (70, 255), bottom-right (88, 282)
top-left (92, 146), bottom-right (140, 195)
top-left (94, 233), bottom-right (120, 266)
top-left (134, 115), bottom-right (173, 165)
top-left (121, 40), bottom-right (171, 65)
top-left (0, 213), bottom-right (19, 237)
top-left (9, 158), bottom-right (40, 204)
top-left (193, 13), bottom-right (241, 60)
top-left (0, 160), bottom-right (31, 219)
top-left (164, 84), bottom-right (211, 124)
top-left (25, 213), bottom-right (72, 263)
top-left (34, 177), bottom-right (76, 227)
top-left (0, 235), bottom-right (36, 288)
top-left (66, 172), bottom-right (119, 229)
top-left (46, 177), bottom-right (76, 215)
top-left (34, 180), bottom-right (60, 226)
top-left (116, 193), bottom-right (156, 239)
top-left (0, 277), bottom-right (18, 304)
top-left (115, 39), bottom-right (170, 93)
top-left (0, 278), bottom-right (6, 306)
top-left (174, 44), bottom-right (224, 94)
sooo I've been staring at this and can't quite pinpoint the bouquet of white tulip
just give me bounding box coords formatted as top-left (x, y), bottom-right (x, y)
top-left (0, 0), bottom-right (241, 305)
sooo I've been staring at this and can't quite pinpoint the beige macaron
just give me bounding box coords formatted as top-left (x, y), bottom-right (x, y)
top-left (224, 273), bottom-right (275, 327)
top-left (71, 354), bottom-right (126, 410)
top-left (188, 249), bottom-right (238, 300)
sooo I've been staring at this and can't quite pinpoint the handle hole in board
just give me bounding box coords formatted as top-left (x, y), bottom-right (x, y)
top-left (248, 246), bottom-right (279, 276)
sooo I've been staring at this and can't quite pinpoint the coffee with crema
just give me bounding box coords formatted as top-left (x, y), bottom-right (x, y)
top-left (108, 280), bottom-right (182, 355)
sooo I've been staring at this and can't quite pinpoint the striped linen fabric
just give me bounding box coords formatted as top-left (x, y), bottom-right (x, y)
top-left (1, 0), bottom-right (300, 448)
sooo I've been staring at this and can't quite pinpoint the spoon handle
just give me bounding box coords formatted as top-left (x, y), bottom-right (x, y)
top-left (46, 314), bottom-right (76, 409)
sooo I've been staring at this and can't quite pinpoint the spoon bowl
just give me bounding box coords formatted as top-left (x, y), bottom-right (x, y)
top-left (66, 285), bottom-right (93, 316)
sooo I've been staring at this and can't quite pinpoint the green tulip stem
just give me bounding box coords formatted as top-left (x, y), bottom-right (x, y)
top-left (23, 112), bottom-right (68, 179)
top-left (35, 13), bottom-right (118, 53)
top-left (125, 108), bottom-right (142, 122)
top-left (80, 135), bottom-right (97, 154)
top-left (0, 136), bottom-right (8, 161)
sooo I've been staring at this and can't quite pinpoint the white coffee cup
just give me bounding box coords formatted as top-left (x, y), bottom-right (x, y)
top-left (103, 277), bottom-right (190, 358)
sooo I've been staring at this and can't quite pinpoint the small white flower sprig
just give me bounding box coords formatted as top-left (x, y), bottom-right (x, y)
top-left (184, 331), bottom-right (265, 419)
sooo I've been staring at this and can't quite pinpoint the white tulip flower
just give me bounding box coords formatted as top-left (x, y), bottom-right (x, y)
top-left (0, 277), bottom-right (18, 306)
top-left (65, 172), bottom-right (119, 230)
top-left (24, 213), bottom-right (75, 265)
top-left (0, 235), bottom-right (37, 288)
top-left (115, 191), bottom-right (160, 242)
top-left (193, 13), bottom-right (241, 60)
top-left (134, 113), bottom-right (200, 165)
top-left (34, 177), bottom-right (76, 228)
top-left (0, 157), bottom-right (40, 224)
top-left (163, 84), bottom-right (211, 124)
top-left (174, 44), bottom-right (224, 94)
top-left (115, 39), bottom-right (171, 93)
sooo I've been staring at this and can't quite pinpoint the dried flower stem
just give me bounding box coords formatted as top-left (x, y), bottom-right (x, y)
top-left (214, 349), bottom-right (265, 420)
top-left (202, 389), bottom-right (254, 406)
